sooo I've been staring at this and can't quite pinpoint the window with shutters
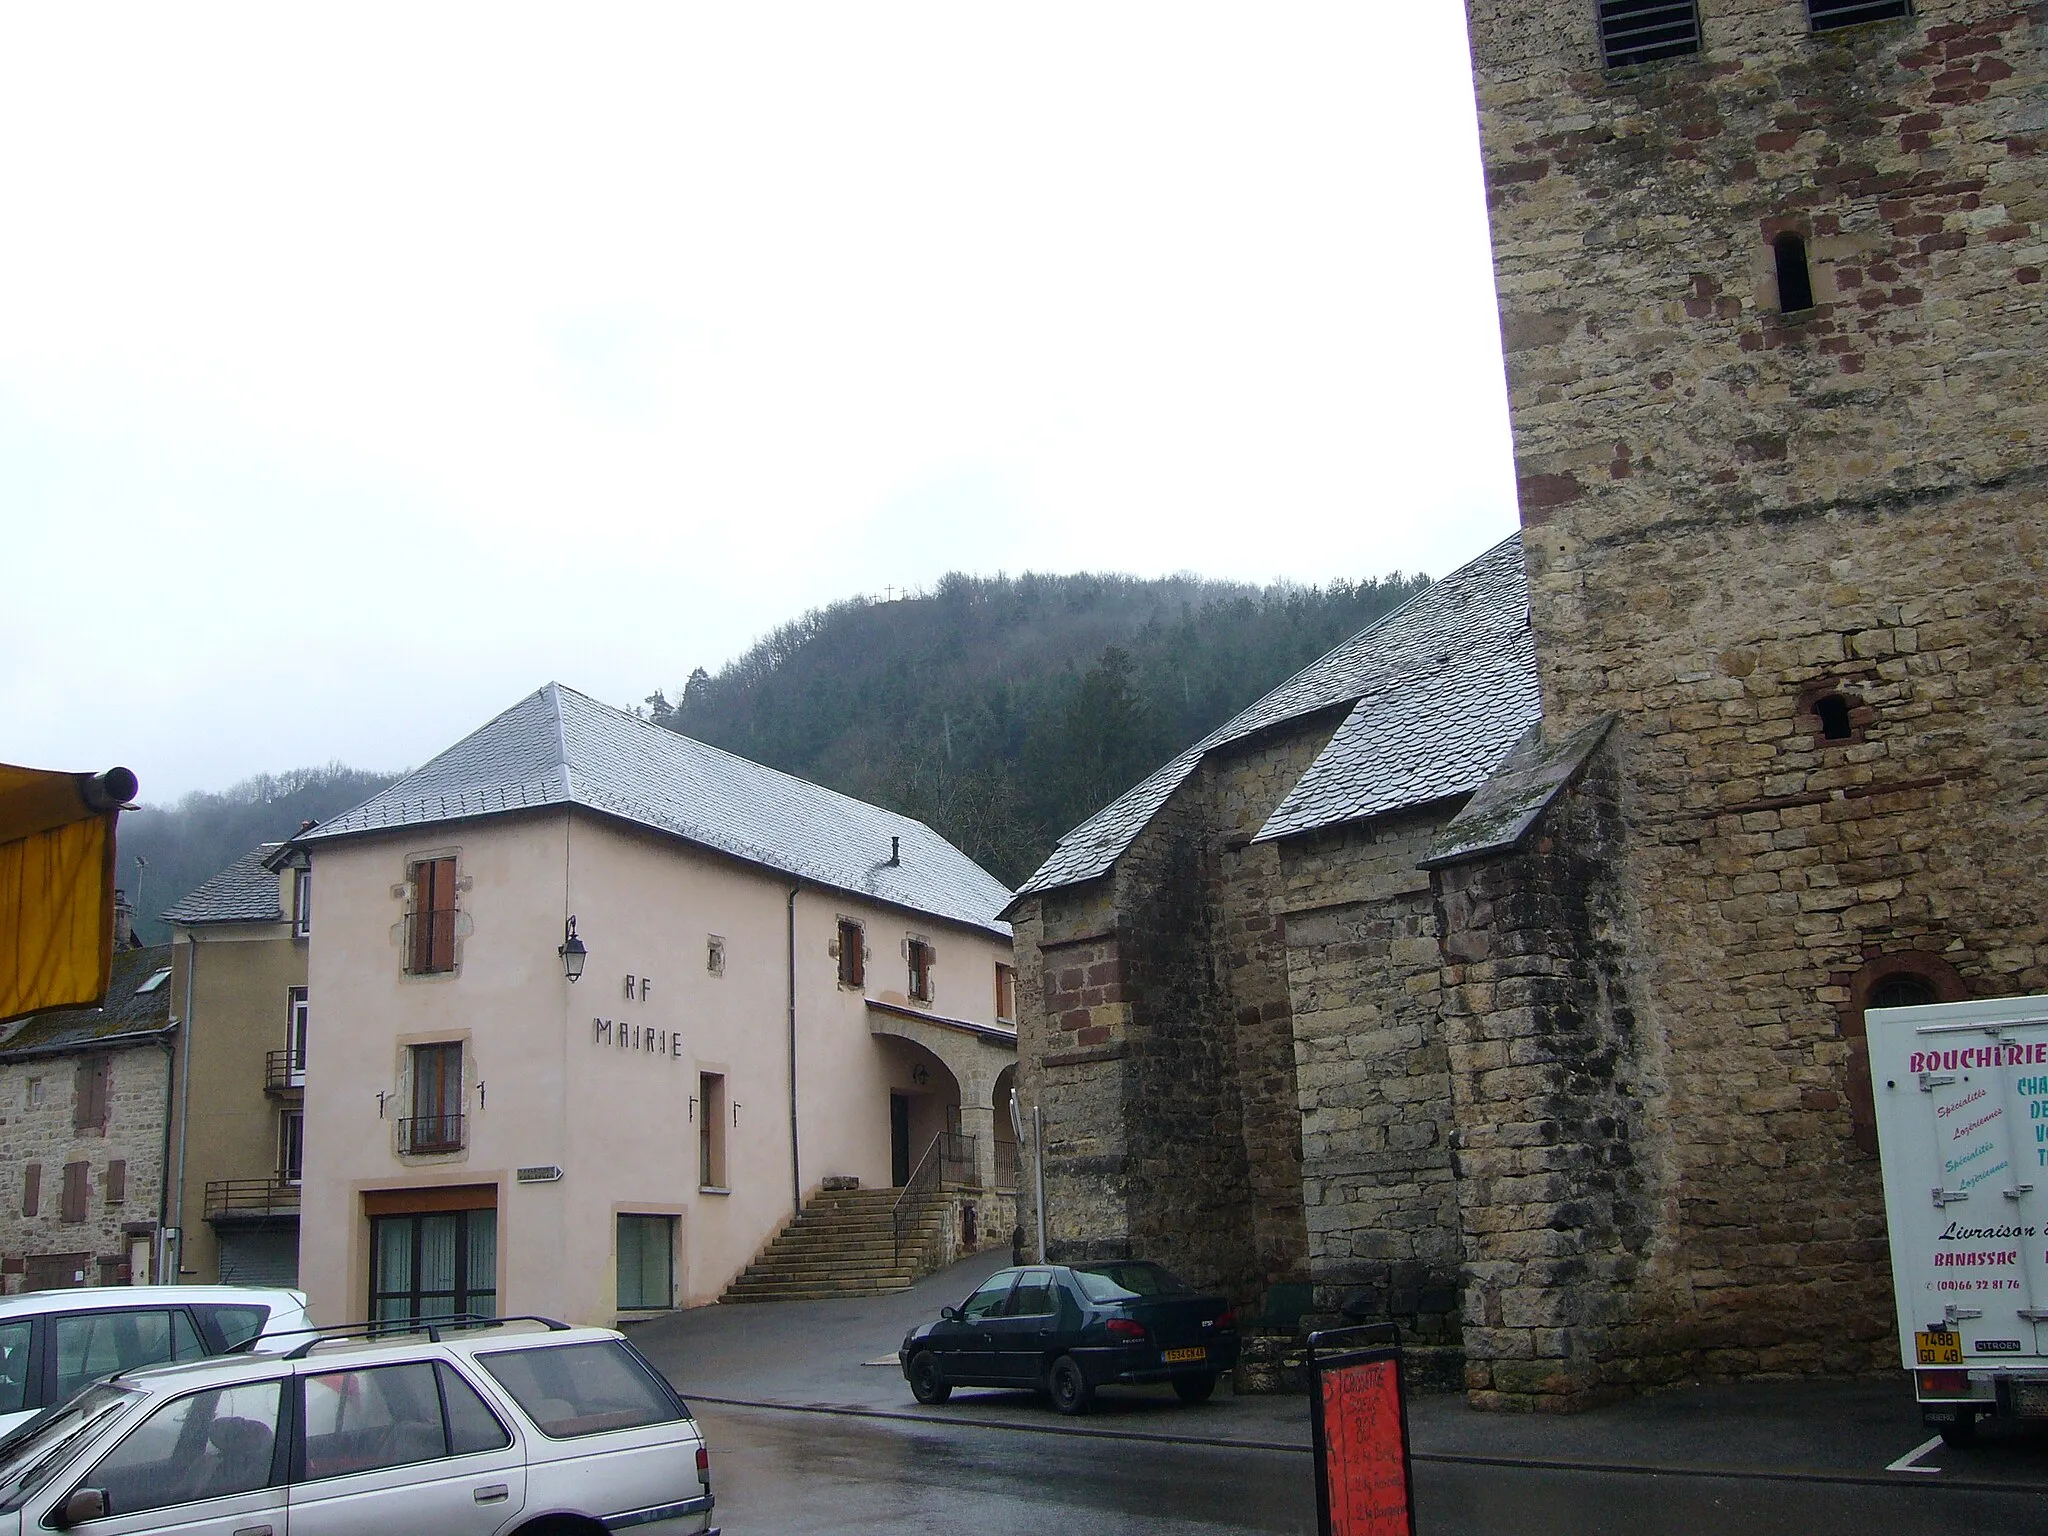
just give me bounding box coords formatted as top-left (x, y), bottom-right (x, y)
top-left (907, 937), bottom-right (935, 1003)
top-left (836, 918), bottom-right (865, 989)
top-left (60, 1161), bottom-right (89, 1223)
top-left (1598, 0), bottom-right (1701, 69)
top-left (403, 1042), bottom-right (465, 1153)
top-left (105, 1160), bottom-right (126, 1204)
top-left (74, 1054), bottom-right (110, 1133)
top-left (1807, 0), bottom-right (1912, 30)
top-left (995, 963), bottom-right (1017, 1024)
top-left (22, 1163), bottom-right (40, 1217)
top-left (406, 855), bottom-right (459, 975)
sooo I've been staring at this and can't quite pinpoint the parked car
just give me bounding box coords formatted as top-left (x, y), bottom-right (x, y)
top-left (899, 1261), bottom-right (1240, 1415)
top-left (0, 1285), bottom-right (310, 1440)
top-left (0, 1315), bottom-right (717, 1535)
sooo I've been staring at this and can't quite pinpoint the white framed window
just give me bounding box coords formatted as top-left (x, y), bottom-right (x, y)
top-left (279, 1111), bottom-right (305, 1185)
top-left (293, 867), bottom-right (312, 938)
top-left (286, 987), bottom-right (310, 1084)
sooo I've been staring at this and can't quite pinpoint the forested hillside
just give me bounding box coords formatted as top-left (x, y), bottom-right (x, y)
top-left (117, 766), bottom-right (397, 945)
top-left (117, 567), bottom-right (1427, 938)
top-left (649, 568), bottom-right (1431, 885)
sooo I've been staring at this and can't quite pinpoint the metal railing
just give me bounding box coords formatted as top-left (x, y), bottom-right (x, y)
top-left (398, 1113), bottom-right (466, 1154)
top-left (994, 1137), bottom-right (1020, 1190)
top-left (265, 1050), bottom-right (305, 1093)
top-left (892, 1131), bottom-right (977, 1264)
top-left (205, 1179), bottom-right (301, 1221)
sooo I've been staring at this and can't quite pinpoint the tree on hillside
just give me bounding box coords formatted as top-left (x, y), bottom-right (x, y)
top-left (655, 565), bottom-right (1432, 885)
top-left (117, 764), bottom-right (398, 945)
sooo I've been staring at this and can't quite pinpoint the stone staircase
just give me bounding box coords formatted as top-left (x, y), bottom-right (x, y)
top-left (718, 1186), bottom-right (952, 1303)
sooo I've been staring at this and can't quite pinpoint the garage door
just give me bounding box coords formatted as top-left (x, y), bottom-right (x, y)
top-left (217, 1230), bottom-right (298, 1287)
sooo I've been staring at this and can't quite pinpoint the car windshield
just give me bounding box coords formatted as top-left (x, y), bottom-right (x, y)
top-left (1068, 1263), bottom-right (1192, 1302)
top-left (0, 1384), bottom-right (136, 1513)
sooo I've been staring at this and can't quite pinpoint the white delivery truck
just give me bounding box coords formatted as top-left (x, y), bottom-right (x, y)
top-left (1869, 992), bottom-right (2048, 1443)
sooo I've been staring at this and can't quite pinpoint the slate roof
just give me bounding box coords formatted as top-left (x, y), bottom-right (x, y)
top-left (0, 944), bottom-right (177, 1058)
top-left (1010, 534), bottom-right (1540, 904)
top-left (1421, 715), bottom-right (1615, 869)
top-left (300, 685), bottom-right (1014, 937)
top-left (162, 843), bottom-right (287, 926)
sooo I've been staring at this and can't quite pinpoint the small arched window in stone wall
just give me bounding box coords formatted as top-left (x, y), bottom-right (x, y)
top-left (1774, 232), bottom-right (1815, 314)
top-left (1815, 694), bottom-right (1854, 742)
top-left (1839, 952), bottom-right (1969, 1155)
top-left (1797, 680), bottom-right (1868, 748)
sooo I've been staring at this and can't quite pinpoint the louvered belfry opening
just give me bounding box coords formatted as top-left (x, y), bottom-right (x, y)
top-left (1807, 0), bottom-right (1913, 30)
top-left (1598, 0), bottom-right (1702, 68)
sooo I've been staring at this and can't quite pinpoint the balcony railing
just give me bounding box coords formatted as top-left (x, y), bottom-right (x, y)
top-left (398, 1113), bottom-right (466, 1154)
top-left (265, 1050), bottom-right (306, 1094)
top-left (205, 1179), bottom-right (301, 1221)
top-left (892, 1131), bottom-right (978, 1264)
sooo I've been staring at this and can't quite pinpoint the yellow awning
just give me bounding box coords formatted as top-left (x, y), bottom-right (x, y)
top-left (0, 763), bottom-right (137, 1026)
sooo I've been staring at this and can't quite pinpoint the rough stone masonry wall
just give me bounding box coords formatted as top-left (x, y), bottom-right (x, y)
top-left (1198, 727), bottom-right (1336, 1300)
top-left (1012, 879), bottom-right (1134, 1266)
top-left (1279, 809), bottom-right (1464, 1345)
top-left (1434, 746), bottom-right (1663, 1409)
top-left (1467, 1), bottom-right (2048, 1381)
top-left (1014, 713), bottom-right (1339, 1311)
top-left (0, 1047), bottom-right (170, 1293)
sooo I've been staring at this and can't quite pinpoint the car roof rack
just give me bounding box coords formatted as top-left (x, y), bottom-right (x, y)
top-left (229, 1313), bottom-right (573, 1359)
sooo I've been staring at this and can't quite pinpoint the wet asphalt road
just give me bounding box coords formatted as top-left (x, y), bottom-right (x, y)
top-left (632, 1251), bottom-right (2048, 1532)
top-left (699, 1400), bottom-right (2048, 1536)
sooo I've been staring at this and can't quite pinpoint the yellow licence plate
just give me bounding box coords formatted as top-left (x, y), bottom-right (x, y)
top-left (1916, 1328), bottom-right (1963, 1366)
top-left (1162, 1346), bottom-right (1207, 1364)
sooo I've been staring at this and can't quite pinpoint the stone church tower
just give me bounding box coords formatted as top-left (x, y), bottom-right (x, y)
top-left (1005, 1), bottom-right (2046, 1413)
top-left (1466, 0), bottom-right (2047, 1392)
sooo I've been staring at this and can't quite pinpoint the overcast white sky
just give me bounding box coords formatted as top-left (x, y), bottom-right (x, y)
top-left (0, 5), bottom-right (1517, 803)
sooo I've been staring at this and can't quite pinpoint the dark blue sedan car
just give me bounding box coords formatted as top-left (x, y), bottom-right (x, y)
top-left (898, 1261), bottom-right (1239, 1415)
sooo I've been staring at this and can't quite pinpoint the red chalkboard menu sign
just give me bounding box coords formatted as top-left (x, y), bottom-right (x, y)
top-left (1307, 1327), bottom-right (1417, 1536)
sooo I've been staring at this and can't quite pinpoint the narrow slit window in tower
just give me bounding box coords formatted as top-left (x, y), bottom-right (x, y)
top-left (1774, 233), bottom-right (1815, 314)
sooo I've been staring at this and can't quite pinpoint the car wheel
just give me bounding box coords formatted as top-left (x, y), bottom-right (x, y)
top-left (1938, 1410), bottom-right (1976, 1448)
top-left (908, 1351), bottom-right (952, 1405)
top-left (1172, 1372), bottom-right (1218, 1405)
top-left (1047, 1354), bottom-right (1093, 1416)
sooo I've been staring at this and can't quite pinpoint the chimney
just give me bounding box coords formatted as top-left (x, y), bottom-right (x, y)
top-left (112, 889), bottom-right (134, 950)
top-left (887, 836), bottom-right (900, 867)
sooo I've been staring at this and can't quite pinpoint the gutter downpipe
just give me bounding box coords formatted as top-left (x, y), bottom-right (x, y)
top-left (155, 1027), bottom-right (178, 1283)
top-left (170, 930), bottom-right (199, 1281)
top-left (787, 882), bottom-right (801, 1221)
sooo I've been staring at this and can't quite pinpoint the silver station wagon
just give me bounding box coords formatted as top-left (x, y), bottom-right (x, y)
top-left (0, 1316), bottom-right (717, 1535)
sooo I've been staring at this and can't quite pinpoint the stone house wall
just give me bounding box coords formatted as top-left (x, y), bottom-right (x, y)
top-left (0, 1045), bottom-right (171, 1293)
top-left (1469, 0), bottom-right (2048, 1390)
top-left (1278, 808), bottom-right (1464, 1343)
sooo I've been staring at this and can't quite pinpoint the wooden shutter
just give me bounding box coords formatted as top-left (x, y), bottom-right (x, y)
top-left (106, 1160), bottom-right (126, 1204)
top-left (22, 1162), bottom-right (40, 1217)
top-left (60, 1161), bottom-right (88, 1223)
top-left (73, 1055), bottom-right (108, 1132)
top-left (838, 920), bottom-right (864, 987)
top-left (410, 857), bottom-right (458, 973)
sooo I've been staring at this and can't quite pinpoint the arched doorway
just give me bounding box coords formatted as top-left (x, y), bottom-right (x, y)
top-left (877, 1036), bottom-right (961, 1187)
top-left (992, 1063), bottom-right (1019, 1191)
top-left (1841, 951), bottom-right (1969, 1155)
